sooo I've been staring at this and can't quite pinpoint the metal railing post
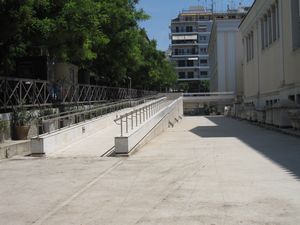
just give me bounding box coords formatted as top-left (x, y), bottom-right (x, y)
top-left (125, 114), bottom-right (128, 133)
top-left (139, 108), bottom-right (142, 124)
top-left (131, 112), bottom-right (133, 130)
top-left (136, 110), bottom-right (138, 127)
top-left (120, 117), bottom-right (123, 136)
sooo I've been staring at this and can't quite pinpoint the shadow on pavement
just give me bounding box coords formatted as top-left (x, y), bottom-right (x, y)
top-left (189, 116), bottom-right (300, 180)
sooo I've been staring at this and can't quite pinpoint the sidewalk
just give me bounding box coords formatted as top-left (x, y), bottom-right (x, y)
top-left (1, 116), bottom-right (300, 225)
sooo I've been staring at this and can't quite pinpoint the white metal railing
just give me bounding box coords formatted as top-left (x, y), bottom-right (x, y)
top-left (114, 97), bottom-right (167, 136)
top-left (36, 96), bottom-right (161, 136)
top-left (183, 92), bottom-right (235, 97)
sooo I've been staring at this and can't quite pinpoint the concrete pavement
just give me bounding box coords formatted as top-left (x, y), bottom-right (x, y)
top-left (1, 116), bottom-right (300, 225)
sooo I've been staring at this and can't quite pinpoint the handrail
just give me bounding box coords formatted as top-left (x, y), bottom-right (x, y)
top-left (37, 95), bottom-right (161, 136)
top-left (114, 97), bottom-right (167, 136)
top-left (183, 92), bottom-right (235, 97)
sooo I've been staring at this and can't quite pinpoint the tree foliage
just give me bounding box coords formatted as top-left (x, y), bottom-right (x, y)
top-left (0, 0), bottom-right (177, 90)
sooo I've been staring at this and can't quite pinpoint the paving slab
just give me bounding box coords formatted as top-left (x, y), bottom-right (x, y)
top-left (1, 116), bottom-right (300, 225)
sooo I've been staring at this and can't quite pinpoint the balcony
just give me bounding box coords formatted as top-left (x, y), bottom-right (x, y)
top-left (170, 43), bottom-right (209, 47)
top-left (178, 76), bottom-right (210, 81)
top-left (171, 31), bottom-right (199, 35)
top-left (175, 65), bottom-right (209, 70)
top-left (172, 54), bottom-right (199, 58)
top-left (171, 34), bottom-right (198, 41)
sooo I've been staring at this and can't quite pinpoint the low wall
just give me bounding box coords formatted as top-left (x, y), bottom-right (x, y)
top-left (115, 97), bottom-right (183, 155)
top-left (0, 140), bottom-right (31, 160)
top-left (31, 107), bottom-right (133, 154)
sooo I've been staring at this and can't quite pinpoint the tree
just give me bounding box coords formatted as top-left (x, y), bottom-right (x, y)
top-left (0, 0), bottom-right (109, 74)
top-left (0, 0), bottom-right (177, 90)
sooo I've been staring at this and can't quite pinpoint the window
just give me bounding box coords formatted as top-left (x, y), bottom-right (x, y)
top-left (251, 32), bottom-right (254, 59)
top-left (200, 48), bottom-right (207, 54)
top-left (261, 19), bottom-right (265, 49)
top-left (187, 60), bottom-right (194, 67)
top-left (178, 49), bottom-right (184, 55)
top-left (246, 32), bottom-right (254, 62)
top-left (199, 36), bottom-right (207, 41)
top-left (200, 59), bottom-right (208, 65)
top-left (174, 49), bottom-right (178, 55)
top-left (200, 71), bottom-right (208, 76)
top-left (178, 72), bottom-right (185, 79)
top-left (176, 27), bottom-right (179, 33)
top-left (261, 2), bottom-right (280, 50)
top-left (297, 94), bottom-right (300, 105)
top-left (277, 0), bottom-right (280, 39)
top-left (186, 26), bottom-right (193, 32)
top-left (272, 5), bottom-right (277, 42)
top-left (185, 16), bottom-right (193, 21)
top-left (291, 0), bottom-right (300, 49)
top-left (264, 15), bottom-right (269, 48)
top-left (246, 36), bottom-right (249, 61)
top-left (268, 11), bottom-right (272, 45)
top-left (187, 72), bottom-right (194, 78)
top-left (289, 95), bottom-right (296, 102)
top-left (178, 60), bottom-right (185, 67)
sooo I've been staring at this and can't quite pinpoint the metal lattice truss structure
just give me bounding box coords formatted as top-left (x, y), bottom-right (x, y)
top-left (0, 76), bottom-right (156, 110)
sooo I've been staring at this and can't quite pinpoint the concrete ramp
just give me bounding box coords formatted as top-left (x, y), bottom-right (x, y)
top-left (115, 97), bottom-right (183, 155)
top-left (31, 102), bottom-right (154, 156)
top-left (31, 97), bottom-right (180, 157)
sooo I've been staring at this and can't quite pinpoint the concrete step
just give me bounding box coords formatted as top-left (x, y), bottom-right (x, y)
top-left (0, 140), bottom-right (31, 160)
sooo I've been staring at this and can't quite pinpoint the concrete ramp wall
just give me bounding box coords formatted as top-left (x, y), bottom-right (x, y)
top-left (115, 97), bottom-right (183, 155)
top-left (31, 108), bottom-right (131, 154)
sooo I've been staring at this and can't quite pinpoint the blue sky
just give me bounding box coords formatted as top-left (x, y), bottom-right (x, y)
top-left (137, 0), bottom-right (254, 51)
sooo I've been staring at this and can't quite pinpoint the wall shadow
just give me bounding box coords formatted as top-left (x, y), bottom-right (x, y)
top-left (190, 116), bottom-right (300, 180)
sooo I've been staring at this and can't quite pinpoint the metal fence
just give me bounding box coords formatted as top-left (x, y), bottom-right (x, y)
top-left (0, 76), bottom-right (157, 110)
top-left (114, 97), bottom-right (167, 136)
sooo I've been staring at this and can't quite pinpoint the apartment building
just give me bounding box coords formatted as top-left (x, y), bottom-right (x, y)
top-left (170, 6), bottom-right (248, 92)
top-left (239, 0), bottom-right (300, 108)
top-left (170, 6), bottom-right (213, 92)
top-left (208, 19), bottom-right (244, 100)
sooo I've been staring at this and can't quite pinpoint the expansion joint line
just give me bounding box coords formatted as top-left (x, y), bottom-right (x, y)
top-left (32, 160), bottom-right (123, 225)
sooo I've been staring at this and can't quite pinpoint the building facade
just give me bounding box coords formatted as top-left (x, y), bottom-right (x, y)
top-left (208, 19), bottom-right (244, 100)
top-left (239, 0), bottom-right (300, 109)
top-left (170, 7), bottom-right (213, 92)
top-left (170, 6), bottom-right (248, 93)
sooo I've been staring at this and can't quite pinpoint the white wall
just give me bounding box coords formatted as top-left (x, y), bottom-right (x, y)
top-left (209, 20), bottom-right (242, 95)
top-left (240, 0), bottom-right (300, 108)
